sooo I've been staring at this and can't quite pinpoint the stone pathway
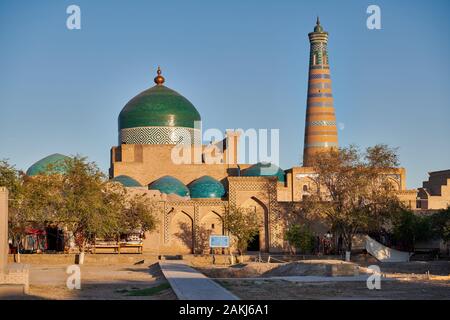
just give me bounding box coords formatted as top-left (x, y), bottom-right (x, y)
top-left (159, 261), bottom-right (239, 300)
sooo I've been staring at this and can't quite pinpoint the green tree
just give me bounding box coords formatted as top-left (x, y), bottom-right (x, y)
top-left (3, 157), bottom-right (159, 262)
top-left (60, 156), bottom-right (123, 256)
top-left (0, 159), bottom-right (22, 199)
top-left (284, 224), bottom-right (315, 255)
top-left (430, 208), bottom-right (450, 243)
top-left (306, 144), bottom-right (403, 259)
top-left (222, 205), bottom-right (260, 255)
top-left (20, 174), bottom-right (64, 225)
top-left (119, 190), bottom-right (159, 235)
top-left (60, 157), bottom-right (159, 260)
top-left (1, 159), bottom-right (25, 254)
top-left (1, 159), bottom-right (63, 258)
top-left (391, 210), bottom-right (433, 251)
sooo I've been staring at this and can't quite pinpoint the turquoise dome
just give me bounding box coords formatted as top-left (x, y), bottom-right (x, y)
top-left (148, 176), bottom-right (189, 197)
top-left (112, 175), bottom-right (142, 187)
top-left (26, 154), bottom-right (71, 176)
top-left (188, 176), bottom-right (225, 199)
top-left (243, 162), bottom-right (285, 182)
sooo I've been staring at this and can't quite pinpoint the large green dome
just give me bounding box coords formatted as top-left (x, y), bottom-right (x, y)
top-left (119, 85), bottom-right (201, 129)
top-left (243, 162), bottom-right (285, 182)
top-left (26, 153), bottom-right (71, 176)
top-left (188, 176), bottom-right (225, 199)
top-left (118, 68), bottom-right (201, 145)
top-left (148, 176), bottom-right (189, 197)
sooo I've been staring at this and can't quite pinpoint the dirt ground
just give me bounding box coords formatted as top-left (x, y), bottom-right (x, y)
top-left (217, 278), bottom-right (450, 300)
top-left (4, 258), bottom-right (450, 300)
top-left (196, 260), bottom-right (358, 278)
top-left (19, 262), bottom-right (176, 300)
top-left (201, 260), bottom-right (450, 300)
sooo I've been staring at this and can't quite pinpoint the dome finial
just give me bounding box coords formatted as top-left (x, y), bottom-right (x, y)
top-left (314, 16), bottom-right (323, 32)
top-left (154, 66), bottom-right (165, 85)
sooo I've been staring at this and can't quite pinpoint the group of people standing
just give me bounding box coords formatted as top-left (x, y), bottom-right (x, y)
top-left (313, 231), bottom-right (344, 255)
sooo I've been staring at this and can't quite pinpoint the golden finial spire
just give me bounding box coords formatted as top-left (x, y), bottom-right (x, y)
top-left (314, 16), bottom-right (323, 32)
top-left (154, 66), bottom-right (165, 85)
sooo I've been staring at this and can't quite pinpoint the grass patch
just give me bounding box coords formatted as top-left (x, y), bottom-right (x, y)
top-left (123, 282), bottom-right (171, 296)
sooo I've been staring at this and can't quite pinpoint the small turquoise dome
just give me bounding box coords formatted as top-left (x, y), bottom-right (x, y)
top-left (148, 176), bottom-right (189, 197)
top-left (243, 162), bottom-right (285, 182)
top-left (188, 176), bottom-right (225, 199)
top-left (26, 153), bottom-right (71, 176)
top-left (112, 175), bottom-right (142, 187)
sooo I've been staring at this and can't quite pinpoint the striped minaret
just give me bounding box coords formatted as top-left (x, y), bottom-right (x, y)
top-left (303, 17), bottom-right (338, 166)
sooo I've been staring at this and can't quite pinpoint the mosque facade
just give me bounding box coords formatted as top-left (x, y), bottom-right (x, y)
top-left (106, 19), bottom-right (410, 254)
top-left (27, 20), bottom-right (416, 254)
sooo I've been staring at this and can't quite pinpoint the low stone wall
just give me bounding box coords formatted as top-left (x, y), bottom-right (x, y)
top-left (8, 254), bottom-right (160, 265)
top-left (7, 253), bottom-right (242, 266)
top-left (0, 264), bottom-right (29, 294)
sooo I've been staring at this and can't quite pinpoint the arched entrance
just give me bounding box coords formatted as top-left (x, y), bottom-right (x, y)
top-left (170, 211), bottom-right (194, 254)
top-left (199, 211), bottom-right (224, 253)
top-left (240, 197), bottom-right (269, 252)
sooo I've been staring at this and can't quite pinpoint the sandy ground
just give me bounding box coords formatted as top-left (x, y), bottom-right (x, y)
top-left (217, 278), bottom-right (450, 300)
top-left (196, 260), bottom-right (358, 278)
top-left (22, 262), bottom-right (176, 300)
top-left (201, 260), bottom-right (450, 300)
top-left (3, 258), bottom-right (450, 300)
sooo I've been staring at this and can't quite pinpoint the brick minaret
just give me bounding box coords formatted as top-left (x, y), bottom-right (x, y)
top-left (303, 18), bottom-right (338, 166)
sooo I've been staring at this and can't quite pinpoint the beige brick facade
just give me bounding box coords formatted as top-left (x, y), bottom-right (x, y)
top-left (417, 170), bottom-right (450, 210)
top-left (110, 138), bottom-right (414, 254)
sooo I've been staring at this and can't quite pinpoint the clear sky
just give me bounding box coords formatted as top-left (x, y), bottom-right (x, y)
top-left (0, 0), bottom-right (449, 189)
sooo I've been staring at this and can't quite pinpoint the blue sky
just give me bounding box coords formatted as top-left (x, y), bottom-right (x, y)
top-left (0, 0), bottom-right (449, 189)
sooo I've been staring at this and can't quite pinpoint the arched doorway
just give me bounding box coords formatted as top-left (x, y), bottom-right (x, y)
top-left (199, 211), bottom-right (224, 253)
top-left (170, 211), bottom-right (194, 254)
top-left (240, 197), bottom-right (269, 252)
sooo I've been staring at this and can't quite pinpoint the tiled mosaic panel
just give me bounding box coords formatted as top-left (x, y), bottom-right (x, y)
top-left (306, 120), bottom-right (337, 127)
top-left (120, 127), bottom-right (201, 145)
top-left (310, 42), bottom-right (329, 65)
top-left (309, 74), bottom-right (330, 79)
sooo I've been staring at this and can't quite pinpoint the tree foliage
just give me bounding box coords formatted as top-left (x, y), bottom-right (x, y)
top-left (222, 205), bottom-right (260, 255)
top-left (0, 159), bottom-right (22, 199)
top-left (60, 156), bottom-right (159, 252)
top-left (121, 192), bottom-right (159, 234)
top-left (306, 144), bottom-right (403, 251)
top-left (1, 156), bottom-right (159, 253)
top-left (392, 208), bottom-right (450, 251)
top-left (430, 207), bottom-right (450, 243)
top-left (284, 224), bottom-right (315, 254)
top-left (391, 210), bottom-right (433, 251)
top-left (0, 159), bottom-right (26, 240)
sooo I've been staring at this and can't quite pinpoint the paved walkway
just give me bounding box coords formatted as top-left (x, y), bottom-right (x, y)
top-left (159, 261), bottom-right (239, 300)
